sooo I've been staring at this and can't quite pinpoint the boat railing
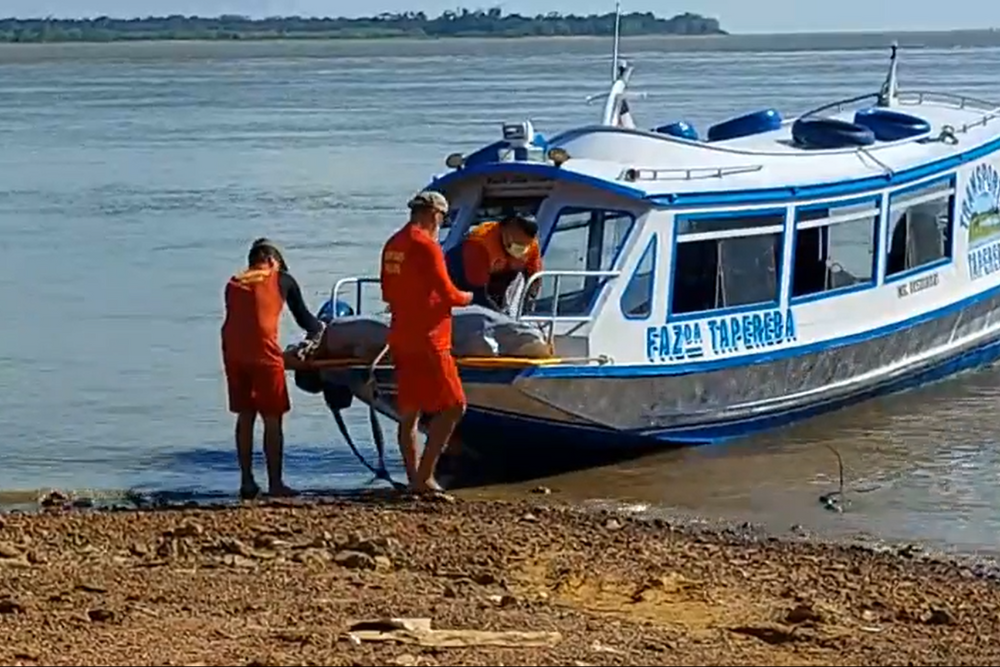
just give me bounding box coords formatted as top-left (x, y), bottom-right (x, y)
top-left (796, 92), bottom-right (881, 120)
top-left (513, 268), bottom-right (622, 342)
top-left (330, 275), bottom-right (381, 317)
top-left (898, 90), bottom-right (1000, 134)
top-left (619, 164), bottom-right (763, 183)
top-left (897, 90), bottom-right (1000, 113)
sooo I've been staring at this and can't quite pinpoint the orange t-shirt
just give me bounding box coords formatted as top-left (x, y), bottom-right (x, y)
top-left (381, 223), bottom-right (472, 352)
top-left (220, 267), bottom-right (285, 366)
top-left (461, 221), bottom-right (542, 288)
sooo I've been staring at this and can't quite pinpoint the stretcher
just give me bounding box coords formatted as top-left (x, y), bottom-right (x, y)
top-left (284, 354), bottom-right (598, 372)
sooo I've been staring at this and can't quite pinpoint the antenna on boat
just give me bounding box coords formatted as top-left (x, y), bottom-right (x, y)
top-left (611, 0), bottom-right (622, 81)
top-left (584, 0), bottom-right (645, 126)
top-left (877, 41), bottom-right (899, 108)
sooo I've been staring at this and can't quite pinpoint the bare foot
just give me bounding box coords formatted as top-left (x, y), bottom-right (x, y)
top-left (239, 480), bottom-right (261, 500)
top-left (410, 477), bottom-right (445, 494)
top-left (266, 484), bottom-right (299, 498)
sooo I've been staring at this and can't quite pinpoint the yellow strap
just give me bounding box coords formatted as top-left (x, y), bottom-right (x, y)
top-left (290, 355), bottom-right (571, 371)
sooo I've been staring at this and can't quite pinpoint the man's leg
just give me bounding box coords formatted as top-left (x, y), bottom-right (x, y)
top-left (254, 364), bottom-right (296, 497)
top-left (235, 412), bottom-right (259, 499)
top-left (393, 350), bottom-right (423, 489)
top-left (396, 411), bottom-right (420, 488)
top-left (415, 404), bottom-right (465, 492)
top-left (413, 351), bottom-right (467, 492)
top-left (261, 414), bottom-right (296, 496)
top-left (225, 360), bottom-right (260, 499)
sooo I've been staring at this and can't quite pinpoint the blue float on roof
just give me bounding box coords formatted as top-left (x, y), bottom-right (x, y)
top-left (791, 117), bottom-right (877, 149)
top-left (654, 121), bottom-right (700, 141)
top-left (707, 108), bottom-right (783, 142)
top-left (853, 107), bottom-right (931, 141)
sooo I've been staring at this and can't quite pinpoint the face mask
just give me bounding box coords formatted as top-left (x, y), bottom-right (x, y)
top-left (505, 241), bottom-right (528, 259)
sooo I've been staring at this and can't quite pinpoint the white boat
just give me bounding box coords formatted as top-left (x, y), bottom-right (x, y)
top-left (307, 18), bottom-right (1000, 465)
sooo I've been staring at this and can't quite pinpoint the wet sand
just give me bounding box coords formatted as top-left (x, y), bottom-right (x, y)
top-left (2, 496), bottom-right (1000, 666)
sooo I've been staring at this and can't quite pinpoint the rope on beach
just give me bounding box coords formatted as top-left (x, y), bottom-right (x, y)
top-left (819, 444), bottom-right (847, 513)
top-left (818, 444), bottom-right (883, 513)
top-left (325, 344), bottom-right (407, 492)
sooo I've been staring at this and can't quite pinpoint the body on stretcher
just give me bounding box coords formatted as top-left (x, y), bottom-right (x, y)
top-left (285, 305), bottom-right (572, 373)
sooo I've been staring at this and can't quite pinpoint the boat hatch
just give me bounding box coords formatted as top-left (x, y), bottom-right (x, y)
top-left (442, 176), bottom-right (554, 246)
top-left (522, 206), bottom-right (635, 320)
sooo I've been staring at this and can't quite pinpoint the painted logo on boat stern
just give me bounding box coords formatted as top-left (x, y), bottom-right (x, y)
top-left (963, 162), bottom-right (1000, 281)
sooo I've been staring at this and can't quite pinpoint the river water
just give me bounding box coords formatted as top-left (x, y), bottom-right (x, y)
top-left (3, 34), bottom-right (1000, 554)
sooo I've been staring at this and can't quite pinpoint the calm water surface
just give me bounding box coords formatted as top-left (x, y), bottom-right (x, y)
top-left (3, 35), bottom-right (1000, 554)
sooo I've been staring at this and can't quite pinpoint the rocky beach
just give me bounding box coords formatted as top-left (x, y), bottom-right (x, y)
top-left (2, 494), bottom-right (1000, 666)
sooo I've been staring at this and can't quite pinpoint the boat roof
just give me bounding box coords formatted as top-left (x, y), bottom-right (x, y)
top-left (430, 90), bottom-right (1000, 210)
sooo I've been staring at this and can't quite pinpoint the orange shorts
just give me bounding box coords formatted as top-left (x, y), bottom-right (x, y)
top-left (393, 347), bottom-right (466, 416)
top-left (224, 360), bottom-right (290, 416)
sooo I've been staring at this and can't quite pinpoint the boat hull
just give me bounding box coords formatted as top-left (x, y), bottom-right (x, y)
top-left (314, 287), bottom-right (1000, 456)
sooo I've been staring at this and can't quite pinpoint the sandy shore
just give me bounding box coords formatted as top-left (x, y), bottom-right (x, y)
top-left (2, 495), bottom-right (1000, 666)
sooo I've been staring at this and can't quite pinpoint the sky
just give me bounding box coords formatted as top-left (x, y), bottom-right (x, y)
top-left (3, 0), bottom-right (999, 34)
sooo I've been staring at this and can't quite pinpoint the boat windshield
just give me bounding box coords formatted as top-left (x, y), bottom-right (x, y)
top-left (524, 206), bottom-right (635, 318)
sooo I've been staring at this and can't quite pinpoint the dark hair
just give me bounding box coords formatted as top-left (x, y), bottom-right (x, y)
top-left (248, 238), bottom-right (287, 271)
top-left (501, 214), bottom-right (538, 238)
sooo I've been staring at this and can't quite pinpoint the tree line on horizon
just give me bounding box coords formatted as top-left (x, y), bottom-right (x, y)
top-left (0, 8), bottom-right (726, 43)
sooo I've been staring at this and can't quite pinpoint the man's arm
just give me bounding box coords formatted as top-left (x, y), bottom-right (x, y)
top-left (461, 241), bottom-right (493, 288)
top-left (278, 271), bottom-right (324, 337)
top-left (416, 238), bottom-right (472, 307)
top-left (460, 241), bottom-right (502, 309)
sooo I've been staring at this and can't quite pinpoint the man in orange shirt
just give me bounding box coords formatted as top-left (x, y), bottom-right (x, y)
top-left (221, 238), bottom-right (324, 500)
top-left (380, 191), bottom-right (473, 493)
top-left (445, 214), bottom-right (543, 312)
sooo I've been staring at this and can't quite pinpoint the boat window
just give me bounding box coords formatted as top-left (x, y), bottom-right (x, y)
top-left (620, 234), bottom-right (657, 319)
top-left (671, 211), bottom-right (785, 315)
top-left (525, 207), bottom-right (635, 317)
top-left (791, 199), bottom-right (879, 299)
top-left (885, 178), bottom-right (955, 278)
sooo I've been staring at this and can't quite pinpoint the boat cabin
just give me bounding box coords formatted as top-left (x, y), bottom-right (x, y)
top-left (331, 44), bottom-right (999, 375)
top-left (431, 102), bottom-right (983, 368)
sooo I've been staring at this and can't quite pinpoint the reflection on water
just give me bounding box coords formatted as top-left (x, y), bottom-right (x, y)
top-left (475, 363), bottom-right (1000, 555)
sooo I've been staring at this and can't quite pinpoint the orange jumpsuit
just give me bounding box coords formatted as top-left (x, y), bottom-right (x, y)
top-left (380, 222), bottom-right (472, 415)
top-left (220, 266), bottom-right (322, 416)
top-left (453, 221), bottom-right (542, 308)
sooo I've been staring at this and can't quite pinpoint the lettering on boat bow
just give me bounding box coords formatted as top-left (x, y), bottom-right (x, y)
top-left (645, 308), bottom-right (797, 362)
top-left (963, 162), bottom-right (1000, 281)
top-left (896, 271), bottom-right (940, 298)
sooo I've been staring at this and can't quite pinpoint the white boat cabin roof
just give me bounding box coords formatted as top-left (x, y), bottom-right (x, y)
top-left (430, 46), bottom-right (1000, 206)
top-left (543, 96), bottom-right (1000, 199)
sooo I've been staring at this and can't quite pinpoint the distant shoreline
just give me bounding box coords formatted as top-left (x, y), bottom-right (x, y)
top-left (0, 28), bottom-right (998, 50)
top-left (0, 32), bottom-right (724, 44)
top-left (0, 11), bottom-right (726, 44)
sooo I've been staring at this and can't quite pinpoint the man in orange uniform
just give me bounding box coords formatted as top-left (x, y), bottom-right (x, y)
top-left (445, 214), bottom-right (543, 312)
top-left (221, 238), bottom-right (325, 500)
top-left (380, 191), bottom-right (473, 493)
